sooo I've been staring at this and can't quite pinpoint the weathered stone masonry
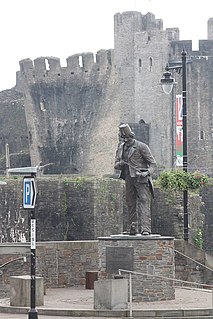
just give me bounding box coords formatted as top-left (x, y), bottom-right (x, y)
top-left (0, 177), bottom-right (124, 243)
top-left (98, 236), bottom-right (175, 302)
top-left (0, 177), bottom-right (212, 250)
top-left (1, 12), bottom-right (213, 176)
top-left (1, 239), bottom-right (213, 299)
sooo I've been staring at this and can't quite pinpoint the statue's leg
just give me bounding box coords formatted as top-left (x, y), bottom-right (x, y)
top-left (125, 178), bottom-right (137, 231)
top-left (135, 182), bottom-right (151, 233)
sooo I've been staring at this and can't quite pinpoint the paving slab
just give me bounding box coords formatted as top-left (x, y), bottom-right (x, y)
top-left (0, 286), bottom-right (212, 317)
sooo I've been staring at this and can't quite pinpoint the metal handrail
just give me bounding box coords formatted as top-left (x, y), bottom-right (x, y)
top-left (175, 249), bottom-right (213, 273)
top-left (0, 256), bottom-right (26, 270)
top-left (119, 268), bottom-right (213, 289)
top-left (118, 268), bottom-right (213, 317)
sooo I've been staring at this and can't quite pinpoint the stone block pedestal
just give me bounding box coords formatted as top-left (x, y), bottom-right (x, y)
top-left (94, 278), bottom-right (128, 310)
top-left (10, 275), bottom-right (44, 307)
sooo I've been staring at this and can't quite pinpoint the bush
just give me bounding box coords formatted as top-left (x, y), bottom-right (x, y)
top-left (193, 228), bottom-right (203, 249)
top-left (158, 170), bottom-right (209, 192)
top-left (189, 172), bottom-right (209, 190)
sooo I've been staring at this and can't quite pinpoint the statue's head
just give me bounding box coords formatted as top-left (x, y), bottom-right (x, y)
top-left (119, 123), bottom-right (135, 138)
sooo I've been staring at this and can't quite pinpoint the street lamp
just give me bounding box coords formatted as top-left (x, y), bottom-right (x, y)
top-left (161, 49), bottom-right (189, 241)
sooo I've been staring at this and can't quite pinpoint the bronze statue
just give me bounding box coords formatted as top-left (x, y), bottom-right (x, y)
top-left (114, 124), bottom-right (157, 235)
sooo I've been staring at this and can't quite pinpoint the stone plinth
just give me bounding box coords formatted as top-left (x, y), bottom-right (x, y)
top-left (94, 278), bottom-right (128, 310)
top-left (98, 234), bottom-right (175, 302)
top-left (10, 275), bottom-right (44, 307)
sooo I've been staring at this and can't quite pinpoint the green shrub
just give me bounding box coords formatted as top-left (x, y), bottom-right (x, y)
top-left (193, 228), bottom-right (203, 249)
top-left (158, 170), bottom-right (209, 192)
top-left (189, 172), bottom-right (209, 190)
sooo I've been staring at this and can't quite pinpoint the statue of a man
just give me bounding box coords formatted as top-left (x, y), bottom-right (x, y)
top-left (114, 123), bottom-right (157, 235)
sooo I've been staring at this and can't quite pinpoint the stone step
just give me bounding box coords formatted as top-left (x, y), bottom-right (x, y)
top-left (137, 317), bottom-right (213, 319)
top-left (132, 309), bottom-right (213, 319)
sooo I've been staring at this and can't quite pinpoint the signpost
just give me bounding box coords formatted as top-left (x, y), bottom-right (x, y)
top-left (8, 167), bottom-right (38, 319)
top-left (23, 177), bottom-right (37, 209)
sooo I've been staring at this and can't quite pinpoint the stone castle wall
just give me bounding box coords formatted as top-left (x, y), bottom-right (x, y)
top-left (0, 11), bottom-right (213, 175)
top-left (0, 176), bottom-right (124, 243)
top-left (16, 50), bottom-right (121, 175)
top-left (0, 176), bottom-right (211, 250)
top-left (0, 90), bottom-right (30, 173)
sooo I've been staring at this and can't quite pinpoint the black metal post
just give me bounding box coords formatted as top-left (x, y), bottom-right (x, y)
top-left (182, 49), bottom-right (189, 241)
top-left (28, 174), bottom-right (38, 319)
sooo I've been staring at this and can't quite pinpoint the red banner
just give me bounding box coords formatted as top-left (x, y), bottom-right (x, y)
top-left (176, 95), bottom-right (183, 166)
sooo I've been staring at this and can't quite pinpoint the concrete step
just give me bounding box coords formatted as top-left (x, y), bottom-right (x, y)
top-left (1, 306), bottom-right (213, 318)
top-left (138, 318), bottom-right (213, 319)
top-left (133, 309), bottom-right (213, 318)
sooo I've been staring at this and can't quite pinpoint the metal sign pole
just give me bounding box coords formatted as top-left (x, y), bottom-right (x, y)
top-left (29, 203), bottom-right (38, 319)
top-left (27, 173), bottom-right (38, 319)
top-left (7, 165), bottom-right (44, 319)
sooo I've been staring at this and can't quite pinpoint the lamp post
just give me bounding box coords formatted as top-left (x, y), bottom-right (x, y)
top-left (161, 49), bottom-right (189, 241)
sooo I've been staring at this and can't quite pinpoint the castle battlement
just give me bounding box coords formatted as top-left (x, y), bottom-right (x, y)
top-left (11, 10), bottom-right (213, 178)
top-left (17, 49), bottom-right (114, 85)
top-left (166, 28), bottom-right (179, 41)
top-left (198, 39), bottom-right (213, 55)
top-left (114, 11), bottom-right (163, 33)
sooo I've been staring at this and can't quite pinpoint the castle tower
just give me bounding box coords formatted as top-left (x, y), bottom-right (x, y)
top-left (114, 11), bottom-right (178, 168)
top-left (114, 11), bottom-right (143, 123)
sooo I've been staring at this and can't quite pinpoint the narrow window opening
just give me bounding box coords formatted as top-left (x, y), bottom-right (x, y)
top-left (149, 57), bottom-right (153, 71)
top-left (200, 130), bottom-right (205, 140)
top-left (45, 59), bottom-right (50, 71)
top-left (139, 59), bottom-right (142, 67)
top-left (40, 99), bottom-right (46, 112)
top-left (79, 56), bottom-right (83, 67)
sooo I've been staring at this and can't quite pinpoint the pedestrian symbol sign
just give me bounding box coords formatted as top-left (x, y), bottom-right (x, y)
top-left (23, 177), bottom-right (37, 209)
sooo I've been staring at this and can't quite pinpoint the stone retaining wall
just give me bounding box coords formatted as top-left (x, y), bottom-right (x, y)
top-left (0, 239), bottom-right (213, 300)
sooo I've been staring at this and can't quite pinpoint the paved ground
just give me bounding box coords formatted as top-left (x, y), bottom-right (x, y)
top-left (0, 286), bottom-right (212, 318)
top-left (0, 316), bottom-right (117, 319)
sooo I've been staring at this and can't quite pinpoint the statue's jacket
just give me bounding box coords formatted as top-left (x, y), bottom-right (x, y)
top-left (114, 139), bottom-right (157, 197)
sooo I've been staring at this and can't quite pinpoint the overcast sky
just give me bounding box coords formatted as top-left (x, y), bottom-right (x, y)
top-left (1, 0), bottom-right (213, 91)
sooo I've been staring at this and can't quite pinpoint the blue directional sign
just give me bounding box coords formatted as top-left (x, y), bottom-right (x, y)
top-left (23, 177), bottom-right (37, 209)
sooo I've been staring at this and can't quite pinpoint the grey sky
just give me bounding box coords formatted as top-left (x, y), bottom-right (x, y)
top-left (1, 0), bottom-right (212, 91)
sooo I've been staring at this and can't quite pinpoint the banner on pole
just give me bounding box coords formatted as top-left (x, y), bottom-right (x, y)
top-left (176, 95), bottom-right (183, 167)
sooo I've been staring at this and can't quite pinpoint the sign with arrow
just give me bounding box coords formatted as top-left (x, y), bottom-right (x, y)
top-left (23, 177), bottom-right (37, 209)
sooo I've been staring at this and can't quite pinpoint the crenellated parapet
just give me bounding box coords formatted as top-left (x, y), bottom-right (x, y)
top-left (208, 18), bottom-right (213, 40)
top-left (166, 28), bottom-right (179, 41)
top-left (114, 11), bottom-right (163, 33)
top-left (66, 54), bottom-right (81, 73)
top-left (169, 40), bottom-right (193, 59)
top-left (17, 50), bottom-right (114, 86)
top-left (96, 49), bottom-right (114, 68)
top-left (19, 58), bottom-right (34, 77)
top-left (34, 56), bottom-right (61, 76)
top-left (198, 39), bottom-right (213, 55)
